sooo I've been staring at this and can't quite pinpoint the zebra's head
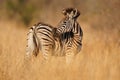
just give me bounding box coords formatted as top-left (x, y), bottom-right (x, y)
top-left (62, 8), bottom-right (80, 19)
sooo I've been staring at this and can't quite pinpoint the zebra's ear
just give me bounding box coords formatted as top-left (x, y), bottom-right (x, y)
top-left (62, 8), bottom-right (67, 15)
top-left (74, 8), bottom-right (80, 18)
top-left (62, 8), bottom-right (72, 16)
top-left (62, 8), bottom-right (80, 18)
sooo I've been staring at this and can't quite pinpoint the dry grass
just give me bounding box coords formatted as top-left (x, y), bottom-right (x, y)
top-left (0, 20), bottom-right (120, 80)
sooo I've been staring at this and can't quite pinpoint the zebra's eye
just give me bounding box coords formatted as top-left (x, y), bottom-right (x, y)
top-left (73, 10), bottom-right (76, 14)
top-left (64, 22), bottom-right (66, 24)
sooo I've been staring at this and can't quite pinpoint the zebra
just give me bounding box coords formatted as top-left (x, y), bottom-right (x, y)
top-left (26, 8), bottom-right (83, 64)
top-left (56, 8), bottom-right (83, 64)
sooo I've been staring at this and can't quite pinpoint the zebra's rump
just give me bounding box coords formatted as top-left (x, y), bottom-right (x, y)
top-left (26, 22), bottom-right (56, 56)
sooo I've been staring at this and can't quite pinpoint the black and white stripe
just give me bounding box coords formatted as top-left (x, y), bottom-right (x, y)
top-left (26, 23), bottom-right (55, 61)
top-left (56, 8), bottom-right (83, 63)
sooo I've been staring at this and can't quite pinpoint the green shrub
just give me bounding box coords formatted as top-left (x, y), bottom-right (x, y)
top-left (6, 0), bottom-right (36, 26)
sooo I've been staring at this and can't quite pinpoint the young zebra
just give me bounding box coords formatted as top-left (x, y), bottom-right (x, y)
top-left (26, 22), bottom-right (55, 62)
top-left (56, 8), bottom-right (83, 64)
top-left (26, 8), bottom-right (83, 64)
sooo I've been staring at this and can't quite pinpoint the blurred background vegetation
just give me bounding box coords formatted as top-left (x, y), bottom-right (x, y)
top-left (0, 0), bottom-right (120, 29)
top-left (0, 0), bottom-right (120, 43)
top-left (0, 1), bottom-right (120, 80)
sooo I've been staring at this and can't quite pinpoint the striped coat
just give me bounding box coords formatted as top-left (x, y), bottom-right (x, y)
top-left (26, 8), bottom-right (83, 64)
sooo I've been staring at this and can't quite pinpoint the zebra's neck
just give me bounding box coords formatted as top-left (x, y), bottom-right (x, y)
top-left (57, 17), bottom-right (75, 34)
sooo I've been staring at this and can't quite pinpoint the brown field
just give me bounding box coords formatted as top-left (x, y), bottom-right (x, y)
top-left (0, 19), bottom-right (119, 80)
top-left (0, 0), bottom-right (120, 80)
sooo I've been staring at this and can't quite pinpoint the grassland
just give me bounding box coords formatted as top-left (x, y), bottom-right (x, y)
top-left (0, 19), bottom-right (119, 80)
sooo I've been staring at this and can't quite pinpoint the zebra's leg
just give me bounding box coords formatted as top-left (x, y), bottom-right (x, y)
top-left (65, 45), bottom-right (75, 65)
top-left (41, 45), bottom-right (53, 64)
top-left (65, 44), bottom-right (81, 65)
top-left (66, 52), bottom-right (75, 65)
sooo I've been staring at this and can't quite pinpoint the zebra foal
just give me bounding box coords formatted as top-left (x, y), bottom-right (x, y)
top-left (26, 8), bottom-right (83, 64)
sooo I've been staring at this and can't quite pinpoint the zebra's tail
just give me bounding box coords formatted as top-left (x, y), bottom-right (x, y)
top-left (26, 26), bottom-right (40, 58)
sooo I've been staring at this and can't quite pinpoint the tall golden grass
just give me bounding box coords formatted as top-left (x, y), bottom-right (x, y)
top-left (0, 19), bottom-right (119, 80)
